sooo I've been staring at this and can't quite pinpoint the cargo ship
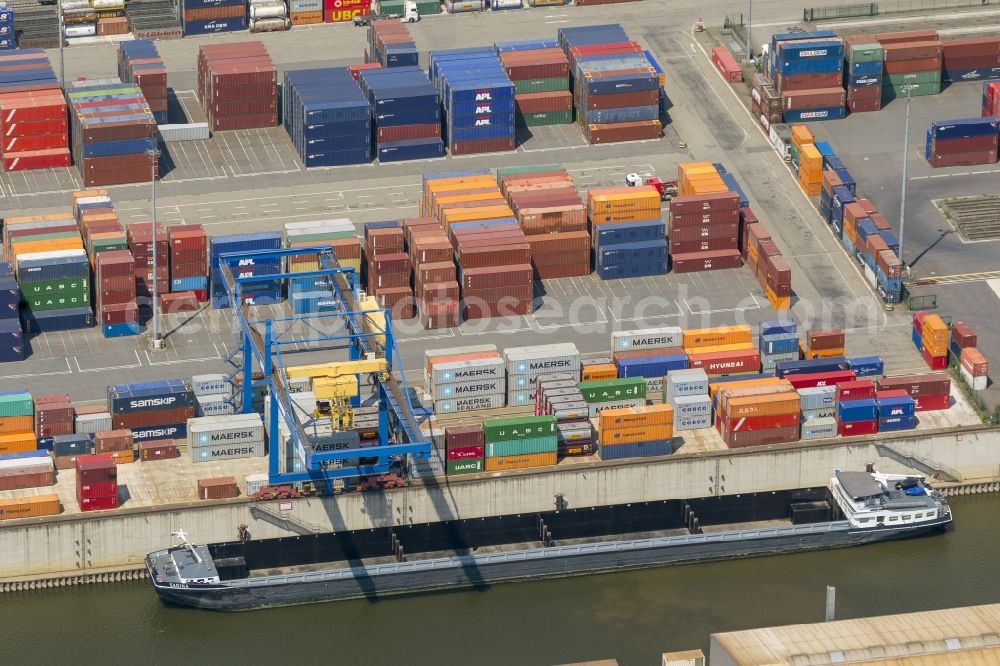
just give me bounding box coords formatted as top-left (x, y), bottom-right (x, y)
top-left (146, 469), bottom-right (952, 611)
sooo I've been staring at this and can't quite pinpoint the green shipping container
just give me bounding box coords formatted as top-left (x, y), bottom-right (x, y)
top-left (517, 111), bottom-right (573, 127)
top-left (447, 458), bottom-right (484, 475)
top-left (20, 277), bottom-right (89, 295)
top-left (24, 290), bottom-right (90, 311)
top-left (14, 231), bottom-right (80, 244)
top-left (485, 436), bottom-right (558, 458)
top-left (578, 377), bottom-right (646, 403)
top-left (67, 85), bottom-right (142, 100)
top-left (848, 44), bottom-right (883, 63)
top-left (883, 70), bottom-right (941, 86)
top-left (91, 240), bottom-right (128, 253)
top-left (0, 392), bottom-right (33, 418)
top-left (483, 415), bottom-right (557, 443)
top-left (881, 82), bottom-right (941, 101)
top-left (514, 77), bottom-right (570, 95)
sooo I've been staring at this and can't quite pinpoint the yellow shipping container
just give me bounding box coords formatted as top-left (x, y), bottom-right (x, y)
top-left (111, 449), bottom-right (136, 464)
top-left (0, 494), bottom-right (61, 520)
top-left (800, 144), bottom-right (823, 171)
top-left (791, 124), bottom-right (813, 149)
top-left (801, 346), bottom-right (845, 360)
top-left (581, 363), bottom-right (617, 382)
top-left (73, 188), bottom-right (109, 202)
top-left (485, 452), bottom-right (558, 472)
top-left (441, 205), bottom-right (515, 228)
top-left (767, 290), bottom-right (791, 313)
top-left (724, 392), bottom-right (801, 418)
top-left (922, 339), bottom-right (949, 359)
top-left (684, 342), bottom-right (754, 357)
top-left (709, 377), bottom-right (788, 399)
top-left (683, 325), bottom-right (752, 350)
top-left (599, 423), bottom-right (673, 444)
top-left (0, 431), bottom-right (37, 455)
top-left (4, 213), bottom-right (69, 227)
top-left (0, 415), bottom-right (33, 435)
top-left (677, 162), bottom-right (716, 181)
top-left (921, 314), bottom-right (949, 345)
top-left (587, 187), bottom-right (661, 213)
top-left (599, 403), bottom-right (673, 431)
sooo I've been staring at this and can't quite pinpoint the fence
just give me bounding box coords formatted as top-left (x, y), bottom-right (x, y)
top-left (804, 0), bottom-right (991, 21)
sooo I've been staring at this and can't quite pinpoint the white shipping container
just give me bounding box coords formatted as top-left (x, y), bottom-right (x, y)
top-left (434, 393), bottom-right (505, 414)
top-left (249, 1), bottom-right (288, 19)
top-left (797, 385), bottom-right (836, 411)
top-left (552, 403), bottom-right (589, 421)
top-left (196, 394), bottom-right (236, 417)
top-left (289, 0), bottom-right (323, 11)
top-left (0, 456), bottom-right (55, 475)
top-left (410, 448), bottom-right (445, 479)
top-left (192, 373), bottom-right (232, 397)
top-left (588, 398), bottom-right (644, 417)
top-left (158, 123), bottom-right (210, 142)
top-left (612, 326), bottom-right (683, 352)
top-left (429, 356), bottom-right (505, 389)
top-left (672, 394), bottom-right (711, 418)
top-left (665, 368), bottom-right (709, 402)
top-left (673, 414), bottom-right (712, 431)
top-left (444, 0), bottom-right (484, 11)
top-left (433, 376), bottom-right (505, 400)
top-left (557, 423), bottom-right (592, 442)
top-left (801, 416), bottom-right (837, 440)
top-left (644, 377), bottom-right (663, 396)
top-left (188, 414), bottom-right (265, 449)
top-left (65, 24), bottom-right (97, 38)
top-left (192, 439), bottom-right (266, 462)
top-left (75, 412), bottom-right (112, 434)
top-left (287, 377), bottom-right (311, 393)
top-left (507, 389), bottom-right (534, 406)
top-left (245, 473), bottom-right (269, 496)
top-left (961, 365), bottom-right (988, 391)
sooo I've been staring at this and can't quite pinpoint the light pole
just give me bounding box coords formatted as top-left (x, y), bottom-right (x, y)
top-left (57, 0), bottom-right (64, 88)
top-left (746, 0), bottom-right (753, 62)
top-left (898, 85), bottom-right (913, 276)
top-left (146, 148), bottom-right (164, 349)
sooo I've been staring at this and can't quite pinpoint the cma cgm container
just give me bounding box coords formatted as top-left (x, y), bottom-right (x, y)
top-left (283, 67), bottom-right (372, 167)
top-left (180, 0), bottom-right (247, 35)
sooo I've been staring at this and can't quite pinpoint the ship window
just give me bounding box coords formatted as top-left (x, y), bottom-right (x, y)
top-left (888, 516), bottom-right (898, 522)
top-left (929, 511), bottom-right (936, 519)
top-left (877, 516), bottom-right (885, 525)
top-left (914, 513), bottom-right (923, 519)
top-left (858, 518), bottom-right (871, 523)
top-left (902, 515), bottom-right (912, 520)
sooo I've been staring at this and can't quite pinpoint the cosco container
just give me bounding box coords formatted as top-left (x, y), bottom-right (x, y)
top-left (195, 394), bottom-right (236, 417)
top-left (664, 368), bottom-right (709, 402)
top-left (191, 374), bottom-right (233, 396)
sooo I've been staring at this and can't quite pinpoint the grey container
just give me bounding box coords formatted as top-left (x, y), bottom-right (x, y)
top-left (410, 448), bottom-right (445, 479)
top-left (672, 394), bottom-right (711, 418)
top-left (75, 412), bottom-right (112, 434)
top-left (191, 439), bottom-right (266, 462)
top-left (158, 123), bottom-right (210, 142)
top-left (581, 357), bottom-right (613, 366)
top-left (433, 376), bottom-right (504, 401)
top-left (192, 374), bottom-right (233, 397)
top-left (434, 393), bottom-right (505, 414)
top-left (644, 376), bottom-right (664, 396)
top-left (552, 401), bottom-right (589, 421)
top-left (762, 352), bottom-right (800, 372)
top-left (188, 414), bottom-right (265, 449)
top-left (797, 385), bottom-right (836, 411)
top-left (286, 377), bottom-right (312, 393)
top-left (674, 413), bottom-right (712, 431)
top-left (801, 406), bottom-right (836, 421)
top-left (665, 368), bottom-right (709, 402)
top-left (612, 326), bottom-right (682, 352)
top-left (196, 394), bottom-right (236, 417)
top-left (507, 389), bottom-right (535, 407)
top-left (557, 422), bottom-right (592, 442)
top-left (588, 398), bottom-right (644, 417)
top-left (801, 416), bottom-right (837, 440)
top-left (429, 357), bottom-right (505, 388)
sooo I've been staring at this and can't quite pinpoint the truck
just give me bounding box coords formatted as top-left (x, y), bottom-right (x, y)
top-left (353, 1), bottom-right (419, 25)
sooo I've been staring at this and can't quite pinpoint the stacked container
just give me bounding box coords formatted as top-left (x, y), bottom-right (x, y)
top-left (0, 262), bottom-right (25, 361)
top-left (363, 222), bottom-right (414, 321)
top-left (34, 394), bottom-right (74, 439)
top-left (0, 453), bottom-right (56, 491)
top-left (73, 190), bottom-right (127, 264)
top-left (839, 195), bottom-right (903, 305)
top-left (443, 424), bottom-right (485, 475)
top-left (578, 377), bottom-right (645, 416)
top-left (108, 380), bottom-right (195, 444)
top-left (290, 0), bottom-right (323, 24)
top-left (495, 41), bottom-right (573, 127)
top-left (770, 35), bottom-right (846, 123)
top-left (0, 391), bottom-right (34, 455)
top-left (959, 348), bottom-right (989, 392)
top-left (683, 325), bottom-right (760, 378)
top-left (925, 117), bottom-right (999, 168)
top-left (118, 40), bottom-right (168, 124)
top-left (358, 67), bottom-right (444, 162)
top-left (208, 232), bottom-right (282, 309)
top-left (875, 389), bottom-right (917, 432)
top-left (914, 312), bottom-right (949, 371)
top-left (430, 48), bottom-right (517, 155)
top-left (843, 36), bottom-right (884, 114)
top-left (180, 0), bottom-right (246, 35)
top-left (451, 220), bottom-right (533, 321)
top-left (192, 373), bottom-right (236, 417)
top-left (534, 375), bottom-right (593, 457)
top-left (198, 42), bottom-right (278, 131)
top-left (188, 414), bottom-right (266, 463)
top-left (0, 5), bottom-right (14, 50)
top-left (95, 250), bottom-right (139, 337)
top-left (942, 36), bottom-right (1000, 83)
top-left (796, 143), bottom-right (823, 196)
top-left (0, 50), bottom-right (70, 171)
top-left (750, 72), bottom-right (782, 132)
top-left (614, 347), bottom-right (687, 396)
top-left (404, 217), bottom-right (459, 330)
top-left (669, 187), bottom-right (743, 275)
top-left (759, 320), bottom-right (799, 373)
top-left (597, 404), bottom-right (673, 460)
top-left (717, 382), bottom-right (800, 448)
top-left (802, 328), bottom-right (845, 360)
top-left (798, 383), bottom-right (837, 440)
top-left (483, 415), bottom-right (558, 471)
top-left (504, 343), bottom-right (581, 407)
top-left (285, 219), bottom-right (354, 315)
top-left (169, 224), bottom-right (209, 302)
top-left (366, 20), bottom-right (418, 68)
top-left (663, 368), bottom-right (711, 432)
top-left (283, 67), bottom-right (372, 168)
top-left (742, 215), bottom-right (792, 312)
top-left (589, 185), bottom-right (665, 279)
top-left (94, 429), bottom-right (135, 464)
top-left (984, 81), bottom-right (1000, 117)
top-left (497, 165), bottom-right (589, 279)
top-left (877, 373), bottom-right (951, 412)
top-left (819, 161), bottom-right (856, 236)
top-left (76, 453), bottom-right (118, 511)
top-left (836, 396), bottom-right (877, 436)
top-left (127, 222), bottom-right (169, 308)
top-left (68, 81), bottom-right (158, 187)
top-left (52, 433), bottom-right (93, 469)
top-left (558, 24), bottom-right (662, 144)
top-left (877, 30), bottom-right (943, 101)
top-left (248, 0), bottom-right (290, 33)
top-left (75, 406), bottom-right (112, 435)
top-left (426, 347), bottom-right (505, 413)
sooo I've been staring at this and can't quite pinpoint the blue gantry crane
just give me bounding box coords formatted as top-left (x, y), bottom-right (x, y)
top-left (217, 245), bottom-right (430, 488)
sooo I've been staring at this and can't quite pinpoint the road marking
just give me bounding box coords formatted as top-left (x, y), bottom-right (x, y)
top-left (0, 358), bottom-right (72, 380)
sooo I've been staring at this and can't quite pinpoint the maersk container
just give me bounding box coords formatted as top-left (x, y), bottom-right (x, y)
top-left (434, 394), bottom-right (505, 413)
top-left (801, 416), bottom-right (837, 439)
top-left (599, 438), bottom-right (673, 460)
top-left (801, 406), bottom-right (836, 421)
top-left (798, 385), bottom-right (836, 411)
top-left (430, 357), bottom-right (505, 387)
top-left (189, 414), bottom-right (265, 449)
top-left (613, 326), bottom-right (682, 353)
top-left (192, 439), bottom-right (266, 462)
top-left (615, 353), bottom-right (688, 379)
top-left (434, 377), bottom-right (505, 400)
top-left (672, 394), bottom-right (711, 418)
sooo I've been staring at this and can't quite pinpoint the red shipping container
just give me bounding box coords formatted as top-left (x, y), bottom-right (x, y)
top-left (668, 237), bottom-right (738, 254)
top-left (3, 148), bottom-right (72, 171)
top-left (670, 192), bottom-right (740, 216)
top-left (445, 444), bottom-right (484, 461)
top-left (449, 136), bottom-right (516, 156)
top-left (775, 71), bottom-right (844, 91)
top-left (0, 117), bottom-right (69, 137)
top-left (928, 150), bottom-right (998, 168)
top-left (79, 495), bottom-right (119, 512)
top-left (781, 87), bottom-right (847, 111)
top-left (711, 46), bottom-right (743, 83)
top-left (784, 370), bottom-right (856, 389)
top-left (837, 380), bottom-right (876, 402)
top-left (78, 480), bottom-right (118, 499)
top-left (725, 412), bottom-right (800, 432)
top-left (76, 454), bottom-right (117, 484)
top-left (669, 222), bottom-right (739, 243)
top-left (584, 120), bottom-right (661, 144)
top-left (883, 58), bottom-right (942, 74)
top-left (460, 264), bottom-right (533, 290)
top-left (2, 133), bottom-right (67, 153)
top-left (951, 322), bottom-right (977, 349)
top-left (670, 249), bottom-right (743, 274)
top-left (877, 374), bottom-right (950, 396)
top-left (837, 419), bottom-right (878, 437)
top-left (912, 394), bottom-right (950, 411)
top-left (687, 348), bottom-right (761, 376)
top-left (921, 346), bottom-right (948, 371)
top-left (101, 303), bottom-right (139, 325)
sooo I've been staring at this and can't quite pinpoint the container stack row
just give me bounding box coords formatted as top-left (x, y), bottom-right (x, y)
top-left (366, 19), bottom-right (418, 68)
top-left (208, 232), bottom-right (282, 308)
top-left (757, 320), bottom-right (798, 374)
top-left (912, 312), bottom-right (949, 371)
top-left (118, 40), bottom-right (168, 125)
top-left (741, 212), bottom-right (792, 312)
top-left (843, 36), bottom-right (883, 113)
top-left (76, 453), bottom-right (118, 511)
top-left (363, 221), bottom-right (415, 321)
top-left (559, 24), bottom-right (662, 144)
top-left (589, 185), bottom-right (665, 280)
top-left (127, 222), bottom-right (169, 307)
top-left (497, 165), bottom-right (589, 279)
top-left (68, 81), bottom-right (158, 187)
top-left (188, 413), bottom-right (266, 463)
top-left (504, 343), bottom-right (581, 407)
top-left (95, 249), bottom-right (140, 338)
top-left (403, 217), bottom-right (459, 330)
top-left (949, 321), bottom-right (989, 391)
top-left (877, 30), bottom-right (942, 101)
top-left (430, 48), bottom-right (517, 156)
top-left (596, 403), bottom-right (673, 460)
top-left (771, 32), bottom-right (846, 123)
top-left (0, 49), bottom-right (71, 172)
top-left (169, 224), bottom-right (209, 302)
top-left (425, 346), bottom-right (504, 413)
top-left (495, 40), bottom-right (573, 127)
top-left (482, 415), bottom-right (557, 471)
top-left (984, 81), bottom-right (1000, 117)
top-left (925, 117), bottom-right (999, 168)
top-left (0, 5), bottom-right (14, 50)
top-left (669, 168), bottom-right (743, 276)
top-left (443, 425), bottom-right (485, 476)
top-left (534, 374), bottom-right (594, 457)
top-left (358, 67), bottom-right (444, 162)
top-left (750, 72), bottom-right (782, 131)
top-left (180, 0), bottom-right (246, 36)
top-left (108, 380), bottom-right (195, 445)
top-left (942, 36), bottom-right (1000, 83)
top-left (0, 392), bottom-right (34, 455)
top-left (0, 263), bottom-right (24, 361)
top-left (198, 42), bottom-right (277, 132)
top-left (283, 67), bottom-right (372, 168)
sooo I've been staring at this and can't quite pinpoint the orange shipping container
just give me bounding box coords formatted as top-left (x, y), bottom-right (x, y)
top-left (791, 124), bottom-right (813, 149)
top-left (724, 392), bottom-right (801, 418)
top-left (289, 10), bottom-right (323, 24)
top-left (685, 342), bottom-right (755, 356)
top-left (0, 494), bottom-right (61, 520)
top-left (599, 423), bottom-right (673, 444)
top-left (587, 187), bottom-right (661, 213)
top-left (581, 363), bottom-right (617, 382)
top-left (921, 314), bottom-right (949, 345)
top-left (683, 325), bottom-right (752, 350)
top-left (484, 452), bottom-right (558, 472)
top-left (801, 345), bottom-right (845, 360)
top-left (599, 403), bottom-right (673, 431)
top-left (709, 377), bottom-right (787, 398)
top-left (110, 449), bottom-right (135, 464)
top-left (441, 205), bottom-right (515, 227)
top-left (0, 432), bottom-right (37, 455)
top-left (0, 416), bottom-right (33, 434)
top-left (960, 347), bottom-right (988, 376)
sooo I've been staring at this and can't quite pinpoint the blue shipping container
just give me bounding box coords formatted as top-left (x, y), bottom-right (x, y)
top-left (782, 106), bottom-right (847, 123)
top-left (21, 307), bottom-right (94, 333)
top-left (775, 357), bottom-right (849, 378)
top-left (760, 320), bottom-right (797, 336)
top-left (595, 220), bottom-right (665, 246)
top-left (877, 395), bottom-right (915, 419)
top-left (878, 416), bottom-right (916, 431)
top-left (847, 356), bottom-right (884, 378)
top-left (930, 117), bottom-right (1000, 140)
top-left (838, 399), bottom-right (878, 422)
top-left (615, 354), bottom-right (688, 379)
top-left (182, 17), bottom-right (247, 35)
top-left (599, 438), bottom-right (673, 460)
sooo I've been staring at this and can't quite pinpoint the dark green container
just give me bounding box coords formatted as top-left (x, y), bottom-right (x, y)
top-left (884, 70), bottom-right (941, 86)
top-left (483, 415), bottom-right (557, 443)
top-left (447, 458), bottom-right (484, 475)
top-left (20, 277), bottom-right (89, 295)
top-left (24, 290), bottom-right (90, 311)
top-left (578, 377), bottom-right (646, 403)
top-left (514, 77), bottom-right (570, 94)
top-left (517, 111), bottom-right (573, 127)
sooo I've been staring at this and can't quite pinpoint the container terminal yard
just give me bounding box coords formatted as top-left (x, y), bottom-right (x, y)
top-left (0, 0), bottom-right (996, 654)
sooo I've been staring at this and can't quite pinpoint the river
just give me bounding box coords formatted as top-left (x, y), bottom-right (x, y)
top-left (2, 494), bottom-right (997, 665)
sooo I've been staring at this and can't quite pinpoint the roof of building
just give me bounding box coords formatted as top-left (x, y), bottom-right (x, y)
top-left (711, 603), bottom-right (1000, 666)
